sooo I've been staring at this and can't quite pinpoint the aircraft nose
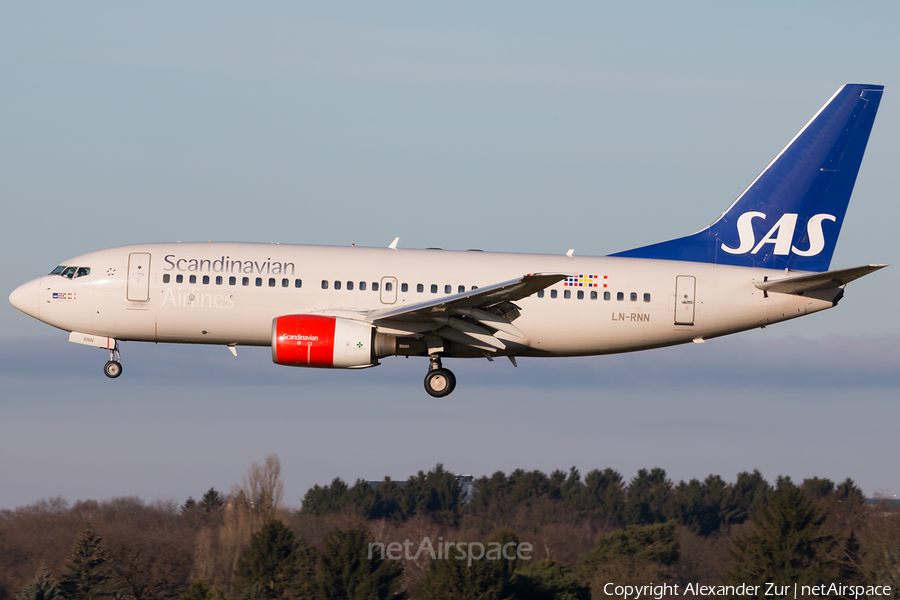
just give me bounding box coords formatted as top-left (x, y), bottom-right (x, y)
top-left (9, 279), bottom-right (40, 319)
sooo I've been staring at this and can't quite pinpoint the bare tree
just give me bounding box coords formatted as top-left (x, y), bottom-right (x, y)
top-left (107, 532), bottom-right (192, 600)
top-left (241, 454), bottom-right (284, 533)
top-left (189, 454), bottom-right (284, 594)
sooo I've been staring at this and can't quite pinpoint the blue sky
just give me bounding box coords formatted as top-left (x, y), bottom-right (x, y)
top-left (2, 2), bottom-right (899, 508)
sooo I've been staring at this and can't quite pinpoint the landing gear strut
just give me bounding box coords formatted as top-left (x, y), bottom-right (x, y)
top-left (104, 343), bottom-right (123, 379)
top-left (424, 354), bottom-right (456, 398)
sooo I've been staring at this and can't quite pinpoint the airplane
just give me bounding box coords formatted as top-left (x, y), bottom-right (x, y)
top-left (9, 84), bottom-right (887, 397)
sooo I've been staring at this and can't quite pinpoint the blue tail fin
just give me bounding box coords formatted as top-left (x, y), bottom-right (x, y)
top-left (612, 84), bottom-right (883, 272)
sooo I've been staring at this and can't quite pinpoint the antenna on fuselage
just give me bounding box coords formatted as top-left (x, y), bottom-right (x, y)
top-left (388, 237), bottom-right (400, 250)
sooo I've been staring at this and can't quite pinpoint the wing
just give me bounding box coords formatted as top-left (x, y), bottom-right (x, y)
top-left (754, 264), bottom-right (887, 295)
top-left (365, 273), bottom-right (567, 352)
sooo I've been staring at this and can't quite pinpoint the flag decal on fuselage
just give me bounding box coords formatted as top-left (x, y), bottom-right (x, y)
top-left (563, 275), bottom-right (605, 288)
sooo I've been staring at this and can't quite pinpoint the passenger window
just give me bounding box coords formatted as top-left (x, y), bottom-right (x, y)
top-left (472, 286), bottom-right (478, 290)
top-left (550, 289), bottom-right (558, 299)
top-left (591, 291), bottom-right (597, 300)
top-left (417, 284), bottom-right (424, 293)
top-left (229, 276), bottom-right (236, 285)
top-left (401, 283), bottom-right (408, 292)
top-left (577, 290), bottom-right (584, 300)
top-left (76, 267), bottom-right (90, 278)
top-left (163, 274), bottom-right (170, 283)
top-left (334, 281), bottom-right (341, 290)
top-left (617, 292), bottom-right (624, 301)
top-left (630, 292), bottom-right (637, 301)
top-left (537, 290), bottom-right (544, 298)
top-left (373, 282), bottom-right (380, 292)
top-left (176, 274), bottom-right (184, 284)
top-left (347, 281), bottom-right (354, 290)
top-left (269, 278), bottom-right (276, 287)
top-left (282, 278), bottom-right (289, 288)
top-left (321, 280), bottom-right (328, 289)
top-left (444, 285), bottom-right (451, 294)
top-left (385, 282), bottom-right (392, 292)
top-left (295, 279), bottom-right (302, 288)
top-left (644, 293), bottom-right (651, 302)
top-left (202, 275), bottom-right (210, 285)
top-left (216, 276), bottom-right (223, 285)
top-left (359, 281), bottom-right (366, 291)
top-left (604, 291), bottom-right (610, 300)
top-left (564, 290), bottom-right (571, 299)
top-left (242, 277), bottom-right (249, 286)
top-left (256, 277), bottom-right (262, 286)
top-left (431, 284), bottom-right (437, 293)
top-left (190, 275), bottom-right (197, 284)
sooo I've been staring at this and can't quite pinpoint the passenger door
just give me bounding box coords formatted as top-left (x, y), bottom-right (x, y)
top-left (127, 253), bottom-right (151, 302)
top-left (674, 275), bottom-right (695, 325)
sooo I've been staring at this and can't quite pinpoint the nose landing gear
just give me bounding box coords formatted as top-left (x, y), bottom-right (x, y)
top-left (424, 354), bottom-right (456, 397)
top-left (104, 343), bottom-right (123, 379)
top-left (104, 360), bottom-right (123, 378)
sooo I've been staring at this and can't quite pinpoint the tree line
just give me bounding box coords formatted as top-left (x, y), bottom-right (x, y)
top-left (2, 456), bottom-right (898, 600)
top-left (301, 465), bottom-right (872, 538)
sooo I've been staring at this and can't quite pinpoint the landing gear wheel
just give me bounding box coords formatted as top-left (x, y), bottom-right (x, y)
top-left (104, 360), bottom-right (123, 379)
top-left (425, 368), bottom-right (456, 398)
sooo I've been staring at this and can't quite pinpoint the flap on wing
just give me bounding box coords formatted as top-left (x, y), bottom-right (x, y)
top-left (755, 264), bottom-right (887, 295)
top-left (366, 273), bottom-right (567, 323)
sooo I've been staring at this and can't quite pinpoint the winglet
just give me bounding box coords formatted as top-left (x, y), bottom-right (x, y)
top-left (388, 237), bottom-right (400, 250)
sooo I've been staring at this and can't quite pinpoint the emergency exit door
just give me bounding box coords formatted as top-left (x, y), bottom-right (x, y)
top-left (380, 276), bottom-right (398, 304)
top-left (674, 276), bottom-right (695, 325)
top-left (127, 253), bottom-right (151, 302)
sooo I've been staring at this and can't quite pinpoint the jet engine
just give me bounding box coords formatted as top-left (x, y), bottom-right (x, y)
top-left (271, 314), bottom-right (396, 368)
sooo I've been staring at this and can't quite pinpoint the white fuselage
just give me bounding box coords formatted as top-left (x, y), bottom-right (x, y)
top-left (20, 242), bottom-right (830, 358)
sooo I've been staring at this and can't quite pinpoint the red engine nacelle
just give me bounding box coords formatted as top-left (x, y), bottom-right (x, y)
top-left (272, 315), bottom-right (394, 368)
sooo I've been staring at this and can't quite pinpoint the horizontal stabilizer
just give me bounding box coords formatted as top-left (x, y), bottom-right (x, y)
top-left (755, 264), bottom-right (887, 295)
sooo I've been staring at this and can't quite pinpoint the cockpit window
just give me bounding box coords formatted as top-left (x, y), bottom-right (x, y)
top-left (52, 266), bottom-right (90, 278)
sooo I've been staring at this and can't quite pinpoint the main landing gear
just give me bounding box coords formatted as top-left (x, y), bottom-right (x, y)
top-left (424, 354), bottom-right (456, 398)
top-left (104, 343), bottom-right (123, 379)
